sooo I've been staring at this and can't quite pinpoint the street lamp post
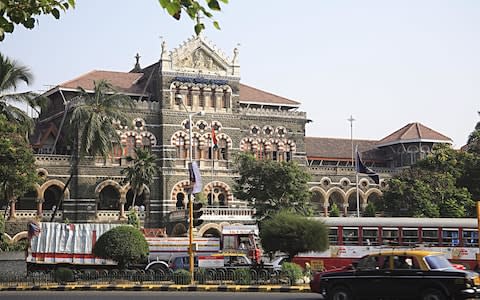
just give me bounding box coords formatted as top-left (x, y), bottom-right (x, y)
top-left (175, 94), bottom-right (204, 283)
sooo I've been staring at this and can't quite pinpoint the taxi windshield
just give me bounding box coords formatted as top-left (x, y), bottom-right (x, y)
top-left (424, 255), bottom-right (454, 270)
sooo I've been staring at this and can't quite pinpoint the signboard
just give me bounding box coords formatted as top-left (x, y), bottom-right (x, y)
top-left (198, 256), bottom-right (224, 268)
top-left (222, 225), bottom-right (259, 235)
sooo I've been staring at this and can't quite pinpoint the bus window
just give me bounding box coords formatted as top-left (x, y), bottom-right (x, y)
top-left (402, 228), bottom-right (418, 246)
top-left (328, 227), bottom-right (338, 245)
top-left (362, 228), bottom-right (378, 246)
top-left (422, 229), bottom-right (439, 246)
top-left (382, 228), bottom-right (399, 245)
top-left (442, 229), bottom-right (459, 246)
top-left (463, 230), bottom-right (478, 247)
top-left (343, 228), bottom-right (358, 245)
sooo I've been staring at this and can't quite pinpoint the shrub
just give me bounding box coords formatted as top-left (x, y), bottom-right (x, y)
top-left (233, 268), bottom-right (251, 285)
top-left (363, 202), bottom-right (376, 217)
top-left (330, 203), bottom-right (340, 217)
top-left (127, 208), bottom-right (140, 229)
top-left (194, 268), bottom-right (207, 284)
top-left (92, 225), bottom-right (148, 269)
top-left (281, 262), bottom-right (303, 285)
top-left (54, 267), bottom-right (74, 284)
top-left (173, 269), bottom-right (191, 284)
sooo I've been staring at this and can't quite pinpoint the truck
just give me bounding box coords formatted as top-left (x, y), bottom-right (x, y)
top-left (26, 222), bottom-right (261, 272)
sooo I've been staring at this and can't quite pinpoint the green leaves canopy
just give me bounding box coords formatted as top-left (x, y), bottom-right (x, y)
top-left (0, 115), bottom-right (39, 204)
top-left (92, 225), bottom-right (149, 269)
top-left (233, 152), bottom-right (313, 220)
top-left (0, 0), bottom-right (75, 41)
top-left (260, 211), bottom-right (329, 258)
top-left (69, 80), bottom-right (134, 159)
top-left (0, 52), bottom-right (47, 134)
top-left (158, 0), bottom-right (228, 35)
top-left (121, 148), bottom-right (157, 209)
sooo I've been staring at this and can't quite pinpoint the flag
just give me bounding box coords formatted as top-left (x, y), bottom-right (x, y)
top-left (211, 127), bottom-right (218, 149)
top-left (27, 221), bottom-right (41, 240)
top-left (355, 150), bottom-right (380, 184)
top-left (188, 161), bottom-right (203, 194)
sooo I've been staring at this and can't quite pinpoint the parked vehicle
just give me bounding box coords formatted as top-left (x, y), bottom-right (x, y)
top-left (27, 222), bottom-right (261, 273)
top-left (294, 217), bottom-right (480, 271)
top-left (310, 249), bottom-right (480, 300)
top-left (264, 255), bottom-right (290, 272)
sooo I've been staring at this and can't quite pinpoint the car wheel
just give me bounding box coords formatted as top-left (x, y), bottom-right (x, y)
top-left (329, 286), bottom-right (353, 300)
top-left (421, 288), bottom-right (446, 300)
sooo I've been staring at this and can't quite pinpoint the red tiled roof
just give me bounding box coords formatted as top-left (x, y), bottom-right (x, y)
top-left (57, 70), bottom-right (145, 94)
top-left (377, 122), bottom-right (452, 147)
top-left (239, 83), bottom-right (300, 106)
top-left (305, 137), bottom-right (378, 160)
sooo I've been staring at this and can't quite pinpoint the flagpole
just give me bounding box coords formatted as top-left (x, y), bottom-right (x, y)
top-left (355, 145), bottom-right (360, 218)
top-left (211, 124), bottom-right (214, 185)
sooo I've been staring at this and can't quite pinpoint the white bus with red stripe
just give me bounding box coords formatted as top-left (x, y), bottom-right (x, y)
top-left (292, 217), bottom-right (480, 271)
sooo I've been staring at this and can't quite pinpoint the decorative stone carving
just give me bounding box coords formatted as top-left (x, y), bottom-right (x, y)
top-left (176, 49), bottom-right (224, 72)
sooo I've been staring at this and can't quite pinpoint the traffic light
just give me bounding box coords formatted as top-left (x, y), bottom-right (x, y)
top-left (192, 202), bottom-right (204, 227)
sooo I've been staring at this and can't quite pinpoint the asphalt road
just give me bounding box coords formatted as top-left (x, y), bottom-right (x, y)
top-left (0, 291), bottom-right (322, 300)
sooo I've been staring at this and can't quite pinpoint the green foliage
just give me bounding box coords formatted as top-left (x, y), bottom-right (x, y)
top-left (0, 0), bottom-right (75, 41)
top-left (172, 269), bottom-right (191, 284)
top-left (92, 226), bottom-right (149, 269)
top-left (54, 267), bottom-right (74, 283)
top-left (260, 210), bottom-right (329, 258)
top-left (466, 113), bottom-right (480, 155)
top-left (70, 80), bottom-right (134, 159)
top-left (363, 202), bottom-right (376, 217)
top-left (158, 0), bottom-right (228, 35)
top-left (233, 152), bottom-right (313, 220)
top-left (194, 268), bottom-right (207, 284)
top-left (0, 53), bottom-right (47, 134)
top-left (127, 208), bottom-right (140, 229)
top-left (0, 115), bottom-right (39, 206)
top-left (233, 268), bottom-right (251, 285)
top-left (281, 262), bottom-right (303, 284)
top-left (194, 192), bottom-right (207, 205)
top-left (383, 168), bottom-right (474, 217)
top-left (121, 148), bottom-right (157, 209)
top-left (329, 203), bottom-right (340, 217)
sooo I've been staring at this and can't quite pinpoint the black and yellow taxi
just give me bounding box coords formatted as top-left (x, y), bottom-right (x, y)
top-left (310, 249), bottom-right (480, 300)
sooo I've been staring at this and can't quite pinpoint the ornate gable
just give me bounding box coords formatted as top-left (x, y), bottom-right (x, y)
top-left (167, 35), bottom-right (239, 77)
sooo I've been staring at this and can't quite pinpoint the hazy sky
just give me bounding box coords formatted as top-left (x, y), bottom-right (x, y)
top-left (2, 0), bottom-right (479, 148)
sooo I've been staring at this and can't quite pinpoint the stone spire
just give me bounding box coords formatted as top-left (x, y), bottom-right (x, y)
top-left (160, 40), bottom-right (171, 71)
top-left (132, 53), bottom-right (141, 72)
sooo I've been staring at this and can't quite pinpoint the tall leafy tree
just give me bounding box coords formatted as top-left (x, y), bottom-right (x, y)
top-left (383, 168), bottom-right (474, 218)
top-left (0, 115), bottom-right (39, 219)
top-left (260, 210), bottom-right (329, 258)
top-left (121, 148), bottom-right (157, 209)
top-left (51, 80), bottom-right (134, 221)
top-left (233, 152), bottom-right (313, 220)
top-left (0, 53), bottom-right (47, 134)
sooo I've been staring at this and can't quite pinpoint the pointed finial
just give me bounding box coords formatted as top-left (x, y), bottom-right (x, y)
top-left (132, 53), bottom-right (141, 72)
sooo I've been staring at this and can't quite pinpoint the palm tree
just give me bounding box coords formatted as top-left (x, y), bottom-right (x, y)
top-left (50, 80), bottom-right (135, 221)
top-left (0, 53), bottom-right (47, 135)
top-left (121, 148), bottom-right (157, 216)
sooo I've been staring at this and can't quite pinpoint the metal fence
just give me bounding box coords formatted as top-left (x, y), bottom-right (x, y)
top-left (0, 268), bottom-right (298, 286)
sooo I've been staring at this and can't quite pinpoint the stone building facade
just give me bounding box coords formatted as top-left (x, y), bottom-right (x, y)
top-left (3, 36), bottom-right (453, 237)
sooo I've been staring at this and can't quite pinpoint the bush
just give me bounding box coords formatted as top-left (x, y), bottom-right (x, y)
top-left (281, 262), bottom-right (303, 285)
top-left (173, 269), bottom-right (191, 284)
top-left (92, 225), bottom-right (148, 269)
top-left (54, 267), bottom-right (74, 284)
top-left (233, 268), bottom-right (251, 285)
top-left (363, 202), bottom-right (376, 217)
top-left (194, 268), bottom-right (207, 284)
top-left (330, 203), bottom-right (340, 217)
